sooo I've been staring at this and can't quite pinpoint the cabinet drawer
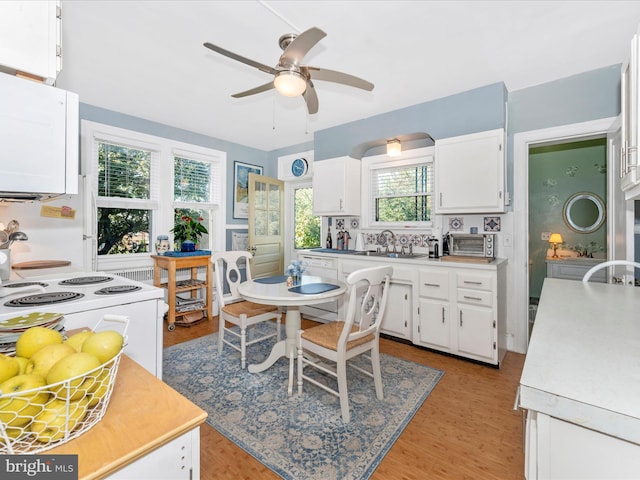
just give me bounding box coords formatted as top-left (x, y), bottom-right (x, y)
top-left (419, 270), bottom-right (449, 300)
top-left (456, 272), bottom-right (493, 291)
top-left (457, 288), bottom-right (492, 307)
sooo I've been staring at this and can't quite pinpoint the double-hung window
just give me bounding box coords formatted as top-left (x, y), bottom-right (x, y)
top-left (83, 121), bottom-right (225, 271)
top-left (363, 147), bottom-right (434, 228)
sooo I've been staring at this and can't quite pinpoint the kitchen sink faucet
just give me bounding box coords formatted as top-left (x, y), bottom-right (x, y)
top-left (379, 230), bottom-right (397, 253)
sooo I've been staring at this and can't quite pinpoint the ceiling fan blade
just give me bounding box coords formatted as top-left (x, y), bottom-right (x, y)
top-left (204, 42), bottom-right (276, 75)
top-left (306, 66), bottom-right (374, 91)
top-left (303, 81), bottom-right (319, 115)
top-left (280, 27), bottom-right (326, 66)
top-left (231, 82), bottom-right (275, 98)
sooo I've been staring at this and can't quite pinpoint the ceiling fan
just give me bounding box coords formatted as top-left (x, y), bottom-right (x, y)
top-left (203, 27), bottom-right (374, 115)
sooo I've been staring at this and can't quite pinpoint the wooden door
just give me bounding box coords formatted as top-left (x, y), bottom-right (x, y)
top-left (248, 173), bottom-right (284, 278)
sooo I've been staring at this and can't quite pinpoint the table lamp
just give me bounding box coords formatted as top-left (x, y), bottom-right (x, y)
top-left (549, 233), bottom-right (563, 258)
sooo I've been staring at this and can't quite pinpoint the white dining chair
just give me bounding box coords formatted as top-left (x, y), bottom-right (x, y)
top-left (582, 260), bottom-right (640, 284)
top-left (296, 265), bottom-right (392, 423)
top-left (212, 251), bottom-right (282, 369)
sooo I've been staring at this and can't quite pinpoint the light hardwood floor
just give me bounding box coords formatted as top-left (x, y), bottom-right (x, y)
top-left (164, 316), bottom-right (526, 480)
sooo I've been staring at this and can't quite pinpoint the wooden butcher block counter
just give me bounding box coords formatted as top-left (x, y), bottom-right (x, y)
top-left (49, 355), bottom-right (207, 480)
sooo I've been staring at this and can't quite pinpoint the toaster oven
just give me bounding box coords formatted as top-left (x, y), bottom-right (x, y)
top-left (448, 233), bottom-right (496, 258)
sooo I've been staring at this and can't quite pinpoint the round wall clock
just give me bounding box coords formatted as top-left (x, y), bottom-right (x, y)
top-left (291, 158), bottom-right (308, 177)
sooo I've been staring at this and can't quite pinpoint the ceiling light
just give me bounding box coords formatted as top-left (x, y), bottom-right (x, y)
top-left (387, 139), bottom-right (402, 157)
top-left (274, 70), bottom-right (307, 97)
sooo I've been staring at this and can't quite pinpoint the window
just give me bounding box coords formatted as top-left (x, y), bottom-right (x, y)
top-left (363, 148), bottom-right (434, 228)
top-left (96, 141), bottom-right (157, 255)
top-left (83, 121), bottom-right (225, 270)
top-left (293, 186), bottom-right (320, 249)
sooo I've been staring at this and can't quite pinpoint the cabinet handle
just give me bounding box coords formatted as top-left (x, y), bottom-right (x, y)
top-left (459, 310), bottom-right (463, 326)
top-left (463, 295), bottom-right (482, 301)
top-left (423, 283), bottom-right (440, 288)
top-left (441, 307), bottom-right (445, 323)
top-left (439, 192), bottom-right (443, 207)
top-left (463, 280), bottom-right (482, 285)
top-left (340, 199), bottom-right (343, 210)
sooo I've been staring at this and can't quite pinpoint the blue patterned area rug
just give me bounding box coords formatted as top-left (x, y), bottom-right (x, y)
top-left (163, 330), bottom-right (443, 480)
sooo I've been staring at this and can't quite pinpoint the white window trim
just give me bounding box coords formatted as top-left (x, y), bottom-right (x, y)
top-left (361, 146), bottom-right (435, 229)
top-left (81, 120), bottom-right (226, 272)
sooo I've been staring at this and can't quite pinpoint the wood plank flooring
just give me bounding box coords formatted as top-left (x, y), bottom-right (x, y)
top-left (164, 316), bottom-right (526, 480)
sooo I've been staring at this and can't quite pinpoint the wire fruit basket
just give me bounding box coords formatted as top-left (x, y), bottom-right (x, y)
top-left (0, 315), bottom-right (129, 454)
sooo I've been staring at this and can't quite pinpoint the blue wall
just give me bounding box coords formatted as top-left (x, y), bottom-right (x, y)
top-left (313, 82), bottom-right (507, 160)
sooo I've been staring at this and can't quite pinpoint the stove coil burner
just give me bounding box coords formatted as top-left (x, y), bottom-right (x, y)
top-left (95, 285), bottom-right (142, 295)
top-left (4, 292), bottom-right (85, 307)
top-left (59, 276), bottom-right (113, 286)
top-left (4, 282), bottom-right (48, 288)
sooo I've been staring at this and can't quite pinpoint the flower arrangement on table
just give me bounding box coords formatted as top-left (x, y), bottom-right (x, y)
top-left (286, 260), bottom-right (307, 286)
top-left (170, 215), bottom-right (208, 251)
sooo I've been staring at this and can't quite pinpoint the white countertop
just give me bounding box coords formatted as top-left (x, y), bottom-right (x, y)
top-left (300, 249), bottom-right (507, 270)
top-left (520, 278), bottom-right (640, 444)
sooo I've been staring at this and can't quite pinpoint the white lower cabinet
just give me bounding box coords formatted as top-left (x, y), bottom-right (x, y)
top-left (381, 283), bottom-right (412, 340)
top-left (340, 260), bottom-right (414, 341)
top-left (108, 427), bottom-right (200, 480)
top-left (416, 269), bottom-right (451, 351)
top-left (416, 263), bottom-right (506, 366)
top-left (525, 411), bottom-right (640, 480)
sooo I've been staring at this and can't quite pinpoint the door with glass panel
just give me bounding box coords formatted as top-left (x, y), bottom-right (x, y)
top-left (248, 173), bottom-right (284, 278)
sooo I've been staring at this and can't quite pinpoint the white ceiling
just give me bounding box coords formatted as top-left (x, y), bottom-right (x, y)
top-left (56, 0), bottom-right (640, 152)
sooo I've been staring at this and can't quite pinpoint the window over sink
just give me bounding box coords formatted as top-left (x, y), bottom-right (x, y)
top-left (362, 147), bottom-right (434, 228)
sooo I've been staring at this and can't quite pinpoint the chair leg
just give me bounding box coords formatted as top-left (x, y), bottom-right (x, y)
top-left (217, 315), bottom-right (225, 354)
top-left (276, 314), bottom-right (282, 341)
top-left (240, 325), bottom-right (247, 369)
top-left (371, 345), bottom-right (384, 400)
top-left (337, 360), bottom-right (350, 423)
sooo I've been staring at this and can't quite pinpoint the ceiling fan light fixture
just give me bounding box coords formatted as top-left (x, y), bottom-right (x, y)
top-left (274, 70), bottom-right (307, 97)
top-left (387, 139), bottom-right (402, 157)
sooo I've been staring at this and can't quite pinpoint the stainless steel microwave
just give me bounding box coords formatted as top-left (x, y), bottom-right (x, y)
top-left (448, 233), bottom-right (496, 258)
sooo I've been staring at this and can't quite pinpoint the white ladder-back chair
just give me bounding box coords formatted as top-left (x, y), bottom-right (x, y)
top-left (582, 260), bottom-right (640, 284)
top-left (212, 251), bottom-right (282, 369)
top-left (296, 265), bottom-right (392, 423)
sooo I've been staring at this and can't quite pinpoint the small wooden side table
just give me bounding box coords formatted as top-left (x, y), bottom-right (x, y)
top-left (151, 253), bottom-right (213, 331)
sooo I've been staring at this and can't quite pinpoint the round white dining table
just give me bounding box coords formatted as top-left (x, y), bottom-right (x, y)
top-left (237, 275), bottom-right (347, 392)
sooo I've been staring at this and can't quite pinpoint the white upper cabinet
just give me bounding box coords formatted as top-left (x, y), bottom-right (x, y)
top-left (0, 1), bottom-right (61, 85)
top-left (434, 128), bottom-right (506, 214)
top-left (312, 156), bottom-right (361, 216)
top-left (621, 31), bottom-right (640, 199)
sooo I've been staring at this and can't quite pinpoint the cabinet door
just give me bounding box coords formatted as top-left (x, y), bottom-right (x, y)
top-left (417, 298), bottom-right (450, 350)
top-left (0, 1), bottom-right (60, 84)
top-left (312, 156), bottom-right (361, 215)
top-left (456, 304), bottom-right (495, 362)
top-left (380, 283), bottom-right (412, 340)
top-left (621, 34), bottom-right (640, 195)
top-left (435, 129), bottom-right (505, 213)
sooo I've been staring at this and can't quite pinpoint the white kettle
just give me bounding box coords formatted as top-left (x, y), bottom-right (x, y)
top-left (354, 233), bottom-right (366, 251)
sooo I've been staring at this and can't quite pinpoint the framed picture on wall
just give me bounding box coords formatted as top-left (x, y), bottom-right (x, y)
top-left (233, 161), bottom-right (263, 219)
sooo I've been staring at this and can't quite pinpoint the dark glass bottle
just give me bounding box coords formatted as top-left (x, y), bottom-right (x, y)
top-left (326, 227), bottom-right (332, 249)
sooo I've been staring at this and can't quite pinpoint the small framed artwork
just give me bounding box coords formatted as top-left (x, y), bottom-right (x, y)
top-left (233, 161), bottom-right (263, 219)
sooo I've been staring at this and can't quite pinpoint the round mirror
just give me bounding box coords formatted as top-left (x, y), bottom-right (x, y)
top-left (562, 192), bottom-right (605, 233)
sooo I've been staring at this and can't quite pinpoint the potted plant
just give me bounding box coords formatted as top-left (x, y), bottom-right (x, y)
top-left (170, 216), bottom-right (208, 252)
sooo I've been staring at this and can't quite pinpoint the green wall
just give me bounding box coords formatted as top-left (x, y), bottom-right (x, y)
top-left (528, 138), bottom-right (607, 299)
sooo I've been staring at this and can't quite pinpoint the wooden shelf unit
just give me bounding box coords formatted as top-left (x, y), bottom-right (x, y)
top-left (151, 254), bottom-right (213, 331)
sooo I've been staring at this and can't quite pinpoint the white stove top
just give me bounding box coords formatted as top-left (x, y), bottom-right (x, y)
top-left (0, 272), bottom-right (164, 322)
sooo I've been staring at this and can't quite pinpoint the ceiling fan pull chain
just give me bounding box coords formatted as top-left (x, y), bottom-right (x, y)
top-left (272, 92), bottom-right (276, 131)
